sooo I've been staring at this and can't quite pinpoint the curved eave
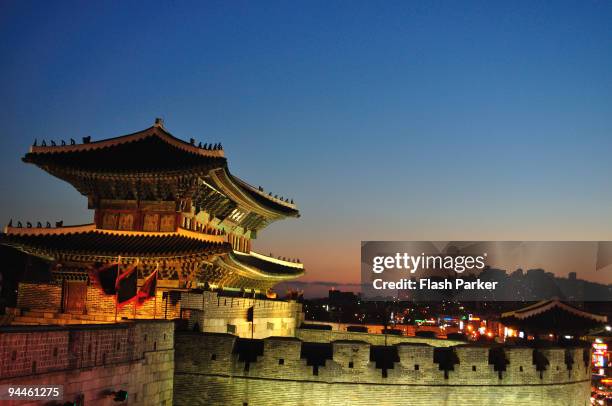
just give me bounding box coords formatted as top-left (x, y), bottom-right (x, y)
top-left (22, 125), bottom-right (227, 182)
top-left (501, 299), bottom-right (607, 323)
top-left (215, 250), bottom-right (304, 282)
top-left (0, 224), bottom-right (230, 262)
top-left (209, 168), bottom-right (300, 220)
top-left (231, 175), bottom-right (300, 216)
top-left (25, 125), bottom-right (224, 158)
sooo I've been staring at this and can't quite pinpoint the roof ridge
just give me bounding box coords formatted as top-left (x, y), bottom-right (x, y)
top-left (27, 122), bottom-right (225, 159)
top-left (502, 299), bottom-right (607, 323)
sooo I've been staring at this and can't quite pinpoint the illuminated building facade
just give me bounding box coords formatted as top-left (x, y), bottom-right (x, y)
top-left (1, 119), bottom-right (304, 325)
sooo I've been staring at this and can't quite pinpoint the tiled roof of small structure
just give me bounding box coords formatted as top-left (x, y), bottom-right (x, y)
top-left (501, 299), bottom-right (607, 323)
top-left (0, 224), bottom-right (230, 259)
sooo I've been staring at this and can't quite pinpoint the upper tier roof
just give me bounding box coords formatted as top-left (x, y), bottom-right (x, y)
top-left (22, 119), bottom-right (300, 219)
top-left (23, 121), bottom-right (226, 174)
top-left (230, 175), bottom-right (299, 216)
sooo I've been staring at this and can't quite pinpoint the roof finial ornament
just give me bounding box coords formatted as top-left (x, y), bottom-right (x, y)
top-left (154, 117), bottom-right (164, 128)
top-left (8, 219), bottom-right (12, 227)
top-left (27, 222), bottom-right (32, 228)
top-left (37, 221), bottom-right (42, 228)
top-left (70, 138), bottom-right (75, 145)
top-left (61, 140), bottom-right (66, 146)
top-left (33, 139), bottom-right (37, 146)
top-left (190, 138), bottom-right (195, 145)
top-left (82, 136), bottom-right (91, 144)
top-left (51, 140), bottom-right (56, 146)
top-left (46, 221), bottom-right (51, 228)
top-left (41, 140), bottom-right (47, 147)
top-left (55, 220), bottom-right (63, 228)
top-left (17, 221), bottom-right (22, 228)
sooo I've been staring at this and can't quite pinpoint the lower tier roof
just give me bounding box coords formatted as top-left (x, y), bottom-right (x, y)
top-left (0, 224), bottom-right (305, 286)
top-left (232, 250), bottom-right (304, 276)
top-left (0, 224), bottom-right (230, 260)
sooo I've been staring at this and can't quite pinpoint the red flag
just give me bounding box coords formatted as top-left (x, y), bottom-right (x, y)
top-left (89, 263), bottom-right (118, 295)
top-left (137, 269), bottom-right (158, 307)
top-left (116, 265), bottom-right (138, 308)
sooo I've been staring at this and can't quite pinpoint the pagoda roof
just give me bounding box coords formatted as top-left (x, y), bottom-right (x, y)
top-left (22, 120), bottom-right (300, 220)
top-left (215, 250), bottom-right (304, 281)
top-left (501, 299), bottom-right (607, 334)
top-left (233, 250), bottom-right (304, 276)
top-left (23, 122), bottom-right (226, 175)
top-left (0, 224), bottom-right (230, 261)
top-left (230, 175), bottom-right (299, 216)
top-left (208, 168), bottom-right (299, 218)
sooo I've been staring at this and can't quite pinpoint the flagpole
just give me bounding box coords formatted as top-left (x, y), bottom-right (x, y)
top-left (133, 259), bottom-right (139, 320)
top-left (153, 262), bottom-right (158, 320)
top-left (114, 256), bottom-right (120, 323)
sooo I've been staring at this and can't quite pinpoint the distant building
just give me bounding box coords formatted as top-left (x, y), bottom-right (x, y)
top-left (328, 289), bottom-right (358, 306)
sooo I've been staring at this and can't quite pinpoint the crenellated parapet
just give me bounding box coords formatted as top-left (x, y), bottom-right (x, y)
top-left (174, 332), bottom-right (591, 387)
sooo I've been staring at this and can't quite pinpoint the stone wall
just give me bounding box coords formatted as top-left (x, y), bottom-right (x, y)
top-left (86, 285), bottom-right (180, 320)
top-left (301, 320), bottom-right (457, 337)
top-left (16, 282), bottom-right (181, 320)
top-left (174, 332), bottom-right (592, 406)
top-left (16, 283), bottom-right (62, 312)
top-left (0, 320), bottom-right (174, 405)
top-left (296, 328), bottom-right (464, 347)
top-left (182, 291), bottom-right (303, 338)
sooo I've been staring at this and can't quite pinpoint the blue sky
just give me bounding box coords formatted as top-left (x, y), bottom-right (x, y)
top-left (1, 1), bottom-right (611, 296)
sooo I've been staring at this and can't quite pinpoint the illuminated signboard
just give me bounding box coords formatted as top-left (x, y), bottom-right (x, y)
top-left (593, 342), bottom-right (608, 368)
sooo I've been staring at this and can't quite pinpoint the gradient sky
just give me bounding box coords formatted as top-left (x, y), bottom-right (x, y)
top-left (1, 1), bottom-right (612, 297)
